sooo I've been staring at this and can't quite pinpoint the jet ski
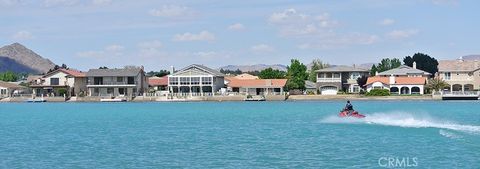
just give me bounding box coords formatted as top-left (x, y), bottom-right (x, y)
top-left (339, 109), bottom-right (366, 118)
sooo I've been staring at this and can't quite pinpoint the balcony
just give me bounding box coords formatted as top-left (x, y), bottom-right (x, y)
top-left (317, 78), bottom-right (341, 82)
top-left (87, 81), bottom-right (137, 87)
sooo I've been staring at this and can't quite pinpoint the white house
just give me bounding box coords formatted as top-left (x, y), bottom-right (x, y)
top-left (365, 75), bottom-right (427, 94)
top-left (168, 64), bottom-right (225, 96)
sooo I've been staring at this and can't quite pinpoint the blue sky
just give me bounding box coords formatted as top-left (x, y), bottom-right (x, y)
top-left (0, 0), bottom-right (478, 71)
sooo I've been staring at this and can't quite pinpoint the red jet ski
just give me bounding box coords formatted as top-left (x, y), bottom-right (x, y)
top-left (339, 109), bottom-right (366, 118)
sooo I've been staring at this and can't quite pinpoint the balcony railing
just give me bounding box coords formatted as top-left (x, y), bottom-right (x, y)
top-left (317, 78), bottom-right (341, 82)
top-left (87, 82), bottom-right (137, 86)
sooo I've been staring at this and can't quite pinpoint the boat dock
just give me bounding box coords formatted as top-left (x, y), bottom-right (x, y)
top-left (441, 91), bottom-right (480, 100)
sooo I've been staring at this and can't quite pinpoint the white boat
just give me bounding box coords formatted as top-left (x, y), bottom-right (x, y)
top-left (100, 98), bottom-right (127, 102)
top-left (26, 98), bottom-right (46, 102)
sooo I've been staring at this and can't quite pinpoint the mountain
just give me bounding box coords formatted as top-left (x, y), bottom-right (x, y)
top-left (219, 64), bottom-right (288, 72)
top-left (0, 43), bottom-right (56, 74)
top-left (461, 55), bottom-right (480, 60)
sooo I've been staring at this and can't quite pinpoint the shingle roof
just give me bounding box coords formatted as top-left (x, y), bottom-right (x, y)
top-left (438, 59), bottom-right (480, 72)
top-left (226, 77), bottom-right (287, 88)
top-left (44, 68), bottom-right (86, 78)
top-left (366, 76), bottom-right (426, 85)
top-left (148, 76), bottom-right (168, 86)
top-left (377, 65), bottom-right (431, 76)
top-left (86, 67), bottom-right (143, 77)
top-left (316, 66), bottom-right (369, 72)
top-left (174, 64), bottom-right (224, 76)
top-left (0, 80), bottom-right (26, 88)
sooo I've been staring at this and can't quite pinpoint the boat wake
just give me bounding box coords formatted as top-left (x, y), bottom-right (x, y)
top-left (321, 112), bottom-right (480, 135)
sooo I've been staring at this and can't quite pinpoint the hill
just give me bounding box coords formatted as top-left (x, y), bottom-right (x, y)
top-left (0, 43), bottom-right (56, 74)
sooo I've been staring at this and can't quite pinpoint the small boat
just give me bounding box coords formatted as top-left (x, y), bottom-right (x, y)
top-left (339, 109), bottom-right (366, 118)
top-left (100, 98), bottom-right (127, 102)
top-left (26, 98), bottom-right (47, 103)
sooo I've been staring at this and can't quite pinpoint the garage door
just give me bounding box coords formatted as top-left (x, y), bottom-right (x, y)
top-left (321, 86), bottom-right (338, 95)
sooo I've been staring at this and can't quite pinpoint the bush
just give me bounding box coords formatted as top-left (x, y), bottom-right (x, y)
top-left (56, 88), bottom-right (68, 96)
top-left (365, 89), bottom-right (390, 96)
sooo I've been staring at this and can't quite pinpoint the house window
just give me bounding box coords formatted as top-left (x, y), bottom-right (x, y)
top-left (326, 73), bottom-right (332, 78)
top-left (351, 72), bottom-right (360, 80)
top-left (0, 89), bottom-right (6, 95)
top-left (50, 78), bottom-right (59, 85)
top-left (94, 88), bottom-right (99, 93)
top-left (191, 77), bottom-right (200, 85)
top-left (201, 77), bottom-right (212, 85)
top-left (94, 77), bottom-right (103, 85)
top-left (127, 77), bottom-right (135, 84)
top-left (444, 72), bottom-right (451, 80)
top-left (117, 77), bottom-right (123, 82)
top-left (352, 85), bottom-right (360, 93)
top-left (107, 88), bottom-right (113, 94)
top-left (180, 77), bottom-right (190, 85)
top-left (333, 73), bottom-right (340, 78)
top-left (169, 77), bottom-right (178, 85)
top-left (373, 86), bottom-right (383, 89)
top-left (318, 73), bottom-right (325, 78)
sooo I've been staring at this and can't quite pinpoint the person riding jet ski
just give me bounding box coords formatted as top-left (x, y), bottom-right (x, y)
top-left (344, 100), bottom-right (354, 115)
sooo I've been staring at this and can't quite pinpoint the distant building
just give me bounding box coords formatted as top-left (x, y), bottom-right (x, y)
top-left (168, 64), bottom-right (225, 96)
top-left (376, 63), bottom-right (431, 77)
top-left (234, 73), bottom-right (259, 80)
top-left (0, 81), bottom-right (27, 98)
top-left (30, 69), bottom-right (86, 97)
top-left (148, 76), bottom-right (168, 91)
top-left (85, 67), bottom-right (147, 97)
top-left (438, 59), bottom-right (479, 92)
top-left (315, 66), bottom-right (369, 95)
top-left (225, 77), bottom-right (287, 95)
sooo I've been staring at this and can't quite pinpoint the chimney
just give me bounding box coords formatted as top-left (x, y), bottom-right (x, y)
top-left (389, 74), bottom-right (395, 84)
top-left (413, 62), bottom-right (417, 69)
top-left (170, 66), bottom-right (175, 74)
top-left (375, 71), bottom-right (379, 76)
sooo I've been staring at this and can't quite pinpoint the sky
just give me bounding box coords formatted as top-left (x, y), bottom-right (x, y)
top-left (0, 0), bottom-right (478, 71)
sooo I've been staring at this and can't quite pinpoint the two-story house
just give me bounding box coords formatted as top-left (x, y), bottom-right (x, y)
top-left (438, 59), bottom-right (479, 92)
top-left (365, 63), bottom-right (429, 94)
top-left (316, 66), bottom-right (369, 95)
top-left (30, 69), bottom-right (86, 97)
top-left (168, 64), bottom-right (225, 96)
top-left (86, 66), bottom-right (147, 98)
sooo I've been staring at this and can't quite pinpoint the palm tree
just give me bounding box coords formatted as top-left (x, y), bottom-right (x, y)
top-left (426, 77), bottom-right (449, 93)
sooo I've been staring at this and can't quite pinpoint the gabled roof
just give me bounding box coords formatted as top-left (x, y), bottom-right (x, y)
top-left (86, 67), bottom-right (143, 77)
top-left (438, 59), bottom-right (479, 72)
top-left (234, 73), bottom-right (259, 80)
top-left (366, 76), bottom-right (426, 85)
top-left (316, 66), bottom-right (369, 73)
top-left (225, 77), bottom-right (287, 88)
top-left (305, 80), bottom-right (316, 89)
top-left (377, 65), bottom-right (431, 76)
top-left (44, 68), bottom-right (86, 78)
top-left (173, 64), bottom-right (224, 76)
top-left (148, 76), bottom-right (168, 86)
top-left (0, 80), bottom-right (26, 88)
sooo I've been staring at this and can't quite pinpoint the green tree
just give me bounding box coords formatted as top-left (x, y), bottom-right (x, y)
top-left (286, 59), bottom-right (308, 91)
top-left (426, 77), bottom-right (449, 92)
top-left (356, 75), bottom-right (368, 89)
top-left (370, 65), bottom-right (378, 76)
top-left (0, 71), bottom-right (18, 82)
top-left (371, 58), bottom-right (401, 74)
top-left (403, 53), bottom-right (439, 76)
top-left (308, 59), bottom-right (329, 82)
top-left (147, 70), bottom-right (170, 77)
top-left (259, 68), bottom-right (286, 79)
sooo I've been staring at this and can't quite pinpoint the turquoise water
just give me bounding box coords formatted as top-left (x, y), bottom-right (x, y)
top-left (0, 101), bottom-right (479, 168)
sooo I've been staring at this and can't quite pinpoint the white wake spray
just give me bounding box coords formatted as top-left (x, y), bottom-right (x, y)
top-left (321, 112), bottom-right (480, 135)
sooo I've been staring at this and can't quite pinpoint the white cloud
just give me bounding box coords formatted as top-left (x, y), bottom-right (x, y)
top-left (269, 8), bottom-right (377, 49)
top-left (386, 29), bottom-right (419, 39)
top-left (149, 5), bottom-right (192, 18)
top-left (228, 23), bottom-right (245, 31)
top-left (380, 18), bottom-right (395, 26)
top-left (92, 0), bottom-right (111, 6)
top-left (173, 31), bottom-right (216, 42)
top-left (76, 44), bottom-right (124, 58)
top-left (43, 0), bottom-right (78, 7)
top-left (12, 31), bottom-right (33, 40)
top-left (251, 44), bottom-right (275, 53)
top-left (0, 0), bottom-right (22, 6)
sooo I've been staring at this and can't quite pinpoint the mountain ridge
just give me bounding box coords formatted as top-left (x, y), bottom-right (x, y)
top-left (0, 43), bottom-right (56, 74)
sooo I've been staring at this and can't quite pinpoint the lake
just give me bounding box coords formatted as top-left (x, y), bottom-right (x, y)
top-left (0, 101), bottom-right (479, 168)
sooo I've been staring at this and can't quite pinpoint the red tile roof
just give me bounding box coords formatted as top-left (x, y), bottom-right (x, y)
top-left (148, 76), bottom-right (168, 86)
top-left (226, 77), bottom-right (287, 88)
top-left (366, 76), bottom-right (426, 85)
top-left (44, 68), bottom-right (86, 78)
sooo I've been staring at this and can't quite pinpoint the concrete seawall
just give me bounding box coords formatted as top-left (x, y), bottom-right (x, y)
top-left (288, 95), bottom-right (436, 101)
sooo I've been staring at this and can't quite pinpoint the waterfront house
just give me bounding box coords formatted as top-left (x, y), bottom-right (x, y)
top-left (315, 66), bottom-right (369, 95)
top-left (85, 66), bottom-right (147, 97)
top-left (0, 80), bottom-right (26, 98)
top-left (437, 59), bottom-right (479, 92)
top-left (365, 76), bottom-right (427, 94)
top-left (148, 76), bottom-right (168, 91)
top-left (168, 64), bottom-right (225, 96)
top-left (30, 68), bottom-right (86, 97)
top-left (376, 63), bottom-right (431, 77)
top-left (225, 77), bottom-right (287, 95)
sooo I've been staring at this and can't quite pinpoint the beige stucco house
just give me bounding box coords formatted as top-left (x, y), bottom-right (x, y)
top-left (438, 59), bottom-right (480, 91)
top-left (30, 69), bottom-right (87, 97)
